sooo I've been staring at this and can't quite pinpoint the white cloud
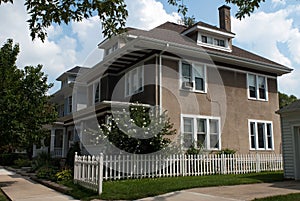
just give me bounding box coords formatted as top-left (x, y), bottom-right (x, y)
top-left (272, 0), bottom-right (286, 7)
top-left (0, 0), bottom-right (80, 93)
top-left (125, 0), bottom-right (181, 30)
top-left (231, 6), bottom-right (300, 96)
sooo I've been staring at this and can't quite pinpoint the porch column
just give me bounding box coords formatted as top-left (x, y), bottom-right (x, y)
top-left (32, 144), bottom-right (37, 158)
top-left (50, 128), bottom-right (55, 153)
top-left (62, 127), bottom-right (67, 157)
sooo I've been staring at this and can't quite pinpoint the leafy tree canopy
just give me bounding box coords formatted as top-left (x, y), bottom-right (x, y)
top-left (0, 39), bottom-right (57, 153)
top-left (0, 0), bottom-right (265, 42)
top-left (279, 92), bottom-right (298, 109)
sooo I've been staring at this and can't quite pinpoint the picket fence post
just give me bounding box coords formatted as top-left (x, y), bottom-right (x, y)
top-left (98, 153), bottom-right (104, 195)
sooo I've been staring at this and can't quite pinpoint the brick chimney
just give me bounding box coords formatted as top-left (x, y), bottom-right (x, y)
top-left (218, 5), bottom-right (231, 32)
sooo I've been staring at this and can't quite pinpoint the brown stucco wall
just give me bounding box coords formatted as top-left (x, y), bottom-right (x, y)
top-left (161, 57), bottom-right (281, 154)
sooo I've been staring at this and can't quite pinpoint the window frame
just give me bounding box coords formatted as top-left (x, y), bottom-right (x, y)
top-left (125, 66), bottom-right (144, 97)
top-left (247, 73), bottom-right (268, 101)
top-left (198, 33), bottom-right (229, 51)
top-left (179, 61), bottom-right (207, 93)
top-left (181, 114), bottom-right (221, 151)
top-left (248, 119), bottom-right (274, 151)
top-left (93, 79), bottom-right (101, 104)
top-left (68, 96), bottom-right (72, 114)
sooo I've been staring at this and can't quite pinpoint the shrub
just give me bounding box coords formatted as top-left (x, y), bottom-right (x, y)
top-left (217, 148), bottom-right (236, 155)
top-left (66, 142), bottom-right (81, 168)
top-left (55, 169), bottom-right (73, 182)
top-left (0, 153), bottom-right (27, 166)
top-left (31, 152), bottom-right (52, 171)
top-left (36, 166), bottom-right (58, 181)
top-left (14, 158), bottom-right (32, 168)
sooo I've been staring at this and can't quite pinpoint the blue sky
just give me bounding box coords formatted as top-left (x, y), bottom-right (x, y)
top-left (0, 0), bottom-right (299, 97)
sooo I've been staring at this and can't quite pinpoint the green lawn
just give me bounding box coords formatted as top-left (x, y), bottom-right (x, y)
top-left (64, 171), bottom-right (284, 200)
top-left (0, 190), bottom-right (9, 201)
top-left (253, 193), bottom-right (300, 201)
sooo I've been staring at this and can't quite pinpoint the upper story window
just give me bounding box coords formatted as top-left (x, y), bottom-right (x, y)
top-left (249, 120), bottom-right (273, 150)
top-left (93, 81), bottom-right (100, 103)
top-left (247, 74), bottom-right (268, 101)
top-left (105, 42), bottom-right (118, 56)
top-left (180, 62), bottom-right (206, 93)
top-left (182, 115), bottom-right (220, 150)
top-left (68, 96), bottom-right (72, 114)
top-left (125, 66), bottom-right (144, 97)
top-left (200, 34), bottom-right (227, 48)
top-left (57, 104), bottom-right (64, 117)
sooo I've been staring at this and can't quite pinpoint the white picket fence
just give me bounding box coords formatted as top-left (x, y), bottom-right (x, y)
top-left (73, 153), bottom-right (283, 195)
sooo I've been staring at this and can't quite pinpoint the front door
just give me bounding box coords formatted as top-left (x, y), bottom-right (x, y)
top-left (294, 127), bottom-right (300, 180)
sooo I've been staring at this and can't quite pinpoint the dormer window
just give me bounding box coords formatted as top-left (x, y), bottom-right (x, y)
top-left (105, 42), bottom-right (118, 56)
top-left (199, 34), bottom-right (228, 50)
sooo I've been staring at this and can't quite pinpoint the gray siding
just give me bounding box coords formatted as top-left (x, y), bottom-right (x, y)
top-left (281, 113), bottom-right (300, 179)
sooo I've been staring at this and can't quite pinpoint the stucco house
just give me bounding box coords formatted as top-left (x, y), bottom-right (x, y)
top-left (42, 5), bottom-right (292, 158)
top-left (277, 100), bottom-right (300, 180)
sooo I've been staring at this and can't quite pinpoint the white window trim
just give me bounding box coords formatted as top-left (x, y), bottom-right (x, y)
top-left (124, 65), bottom-right (144, 97)
top-left (68, 95), bottom-right (72, 114)
top-left (197, 33), bottom-right (231, 52)
top-left (181, 114), bottom-right (221, 151)
top-left (179, 61), bottom-right (207, 93)
top-left (248, 119), bottom-right (274, 151)
top-left (247, 73), bottom-right (268, 101)
top-left (92, 79), bottom-right (101, 104)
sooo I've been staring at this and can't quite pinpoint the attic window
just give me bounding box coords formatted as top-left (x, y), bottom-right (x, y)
top-left (105, 42), bottom-right (118, 56)
top-left (201, 35), bottom-right (225, 47)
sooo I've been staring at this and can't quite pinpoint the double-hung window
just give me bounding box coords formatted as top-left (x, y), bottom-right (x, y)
top-left (249, 120), bottom-right (273, 150)
top-left (93, 81), bottom-right (100, 103)
top-left (68, 96), bottom-right (72, 114)
top-left (182, 115), bottom-right (220, 150)
top-left (180, 62), bottom-right (206, 92)
top-left (247, 74), bottom-right (268, 101)
top-left (125, 66), bottom-right (144, 97)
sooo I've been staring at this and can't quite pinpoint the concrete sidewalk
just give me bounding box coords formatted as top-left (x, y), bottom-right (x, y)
top-left (0, 166), bottom-right (79, 201)
top-left (138, 180), bottom-right (300, 201)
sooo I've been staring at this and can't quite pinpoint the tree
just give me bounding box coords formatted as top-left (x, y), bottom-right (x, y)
top-left (0, 0), bottom-right (265, 42)
top-left (183, 16), bottom-right (196, 27)
top-left (85, 105), bottom-right (176, 154)
top-left (0, 39), bottom-right (57, 155)
top-left (279, 92), bottom-right (298, 109)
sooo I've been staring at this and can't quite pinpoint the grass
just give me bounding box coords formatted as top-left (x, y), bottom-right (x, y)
top-left (62, 171), bottom-right (284, 200)
top-left (253, 193), bottom-right (300, 201)
top-left (0, 190), bottom-right (9, 201)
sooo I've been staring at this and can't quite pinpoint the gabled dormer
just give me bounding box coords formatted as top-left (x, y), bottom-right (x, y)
top-left (182, 5), bottom-right (235, 52)
top-left (56, 66), bottom-right (89, 89)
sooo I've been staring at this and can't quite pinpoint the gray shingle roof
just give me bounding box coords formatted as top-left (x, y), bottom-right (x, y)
top-left (127, 22), bottom-right (291, 71)
top-left (277, 100), bottom-right (300, 114)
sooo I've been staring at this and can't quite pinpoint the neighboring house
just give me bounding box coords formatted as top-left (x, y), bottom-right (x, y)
top-left (277, 100), bottom-right (300, 180)
top-left (46, 5), bottom-right (291, 157)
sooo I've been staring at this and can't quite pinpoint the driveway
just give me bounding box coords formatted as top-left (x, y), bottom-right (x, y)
top-left (138, 181), bottom-right (300, 201)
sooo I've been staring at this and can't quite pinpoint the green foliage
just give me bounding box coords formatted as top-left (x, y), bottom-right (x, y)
top-left (14, 158), bottom-right (32, 168)
top-left (0, 39), bottom-right (57, 153)
top-left (0, 153), bottom-right (27, 166)
top-left (93, 105), bottom-right (176, 154)
top-left (216, 148), bottom-right (236, 155)
top-left (183, 16), bottom-right (196, 27)
top-left (185, 142), bottom-right (203, 155)
top-left (0, 0), bottom-right (266, 42)
top-left (279, 92), bottom-right (297, 109)
top-left (36, 166), bottom-right (58, 181)
top-left (55, 169), bottom-right (73, 182)
top-left (225, 0), bottom-right (265, 19)
top-left (32, 152), bottom-right (53, 171)
top-left (66, 142), bottom-right (81, 168)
